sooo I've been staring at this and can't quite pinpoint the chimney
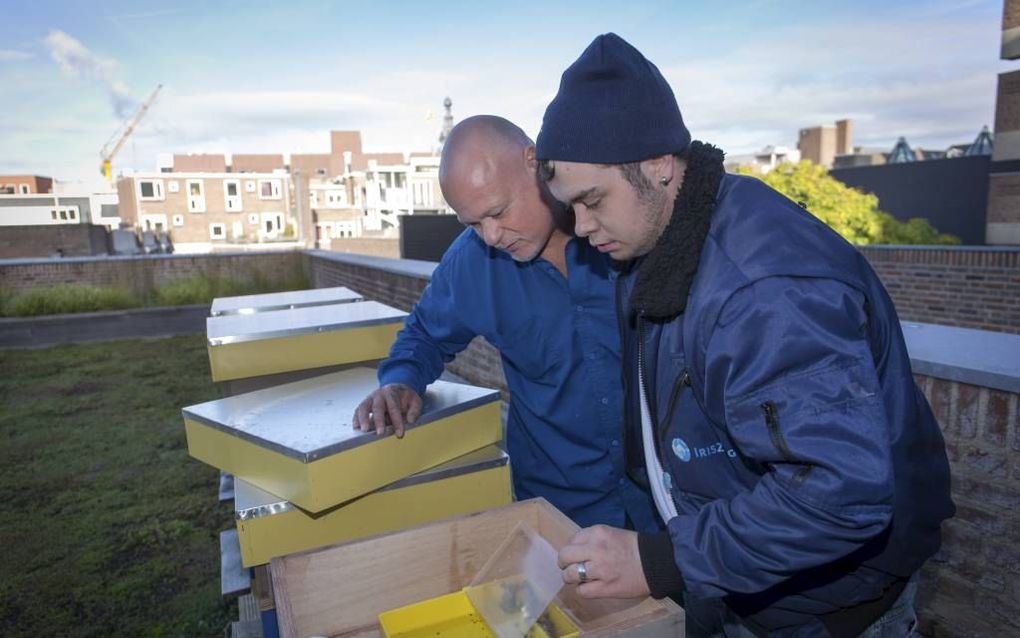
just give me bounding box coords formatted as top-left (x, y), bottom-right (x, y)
top-left (836, 119), bottom-right (853, 156)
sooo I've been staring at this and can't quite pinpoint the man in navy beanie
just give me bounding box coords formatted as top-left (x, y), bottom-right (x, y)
top-left (538, 33), bottom-right (954, 637)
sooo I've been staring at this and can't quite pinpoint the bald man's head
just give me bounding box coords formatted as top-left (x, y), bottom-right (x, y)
top-left (439, 116), bottom-right (565, 262)
top-left (439, 115), bottom-right (533, 203)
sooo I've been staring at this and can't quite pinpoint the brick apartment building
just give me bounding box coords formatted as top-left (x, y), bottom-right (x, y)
top-left (0, 175), bottom-right (54, 195)
top-left (117, 170), bottom-right (294, 252)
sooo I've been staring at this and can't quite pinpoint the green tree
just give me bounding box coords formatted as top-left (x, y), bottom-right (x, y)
top-left (735, 160), bottom-right (959, 245)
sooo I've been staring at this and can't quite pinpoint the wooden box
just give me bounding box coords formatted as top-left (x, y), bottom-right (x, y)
top-left (270, 499), bottom-right (684, 637)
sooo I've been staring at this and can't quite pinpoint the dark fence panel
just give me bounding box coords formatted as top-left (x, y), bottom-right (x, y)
top-left (831, 156), bottom-right (991, 245)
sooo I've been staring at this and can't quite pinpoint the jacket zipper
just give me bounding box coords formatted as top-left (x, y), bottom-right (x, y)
top-left (760, 400), bottom-right (811, 484)
top-left (658, 370), bottom-right (690, 442)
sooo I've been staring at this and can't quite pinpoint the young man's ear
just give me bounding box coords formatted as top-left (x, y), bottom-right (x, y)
top-left (641, 154), bottom-right (675, 184)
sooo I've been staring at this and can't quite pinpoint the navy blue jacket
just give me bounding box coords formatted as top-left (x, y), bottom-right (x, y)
top-left (379, 229), bottom-right (661, 531)
top-left (623, 171), bottom-right (954, 634)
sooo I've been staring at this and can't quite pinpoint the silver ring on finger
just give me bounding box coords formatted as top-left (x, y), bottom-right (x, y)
top-left (576, 561), bottom-right (589, 584)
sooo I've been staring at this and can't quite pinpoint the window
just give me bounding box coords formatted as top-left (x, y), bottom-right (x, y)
top-left (258, 179), bottom-right (281, 200)
top-left (310, 191), bottom-right (318, 207)
top-left (260, 212), bottom-right (283, 237)
top-left (209, 223), bottom-right (226, 239)
top-left (19, 184), bottom-right (29, 194)
top-left (1, 185), bottom-right (13, 194)
top-left (315, 168), bottom-right (326, 176)
top-left (168, 180), bottom-right (180, 193)
top-left (245, 180), bottom-right (256, 192)
top-left (59, 210), bottom-right (67, 220)
top-left (51, 210), bottom-right (57, 220)
top-left (232, 221), bottom-right (244, 239)
top-left (67, 208), bottom-right (77, 221)
top-left (138, 179), bottom-right (165, 201)
top-left (172, 214), bottom-right (184, 227)
top-left (224, 179), bottom-right (242, 212)
top-left (187, 180), bottom-right (206, 212)
top-left (412, 181), bottom-right (433, 207)
top-left (327, 190), bottom-right (346, 207)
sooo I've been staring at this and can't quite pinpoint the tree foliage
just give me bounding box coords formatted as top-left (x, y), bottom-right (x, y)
top-left (734, 160), bottom-right (960, 245)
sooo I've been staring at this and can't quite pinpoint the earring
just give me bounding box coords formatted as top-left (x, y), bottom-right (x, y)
top-left (659, 176), bottom-right (670, 186)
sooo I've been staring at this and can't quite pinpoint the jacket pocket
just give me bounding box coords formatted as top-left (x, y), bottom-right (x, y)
top-left (760, 400), bottom-right (812, 485)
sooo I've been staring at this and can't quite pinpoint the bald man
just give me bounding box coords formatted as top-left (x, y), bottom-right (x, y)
top-left (352, 115), bottom-right (660, 531)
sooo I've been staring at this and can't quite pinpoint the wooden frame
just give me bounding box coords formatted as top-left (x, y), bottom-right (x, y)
top-left (270, 498), bottom-right (683, 637)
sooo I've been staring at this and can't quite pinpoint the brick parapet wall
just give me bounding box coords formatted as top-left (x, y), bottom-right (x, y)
top-left (860, 246), bottom-right (1020, 334)
top-left (0, 251), bottom-right (305, 297)
top-left (324, 238), bottom-right (400, 259)
top-left (915, 375), bottom-right (1019, 637)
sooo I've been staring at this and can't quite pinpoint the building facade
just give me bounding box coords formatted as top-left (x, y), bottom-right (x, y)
top-left (0, 175), bottom-right (54, 195)
top-left (797, 119), bottom-right (853, 168)
top-left (116, 172), bottom-right (296, 253)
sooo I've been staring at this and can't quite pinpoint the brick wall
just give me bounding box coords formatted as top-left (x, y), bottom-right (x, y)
top-left (860, 246), bottom-right (1020, 334)
top-left (305, 251), bottom-right (1019, 638)
top-left (0, 224), bottom-right (109, 258)
top-left (324, 238), bottom-right (401, 259)
top-left (915, 375), bottom-right (1019, 637)
top-left (0, 251), bottom-right (305, 297)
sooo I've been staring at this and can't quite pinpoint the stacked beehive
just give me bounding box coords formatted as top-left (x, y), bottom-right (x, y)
top-left (181, 286), bottom-right (512, 637)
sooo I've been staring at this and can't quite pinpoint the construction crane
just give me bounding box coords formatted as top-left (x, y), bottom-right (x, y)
top-left (100, 83), bottom-right (162, 186)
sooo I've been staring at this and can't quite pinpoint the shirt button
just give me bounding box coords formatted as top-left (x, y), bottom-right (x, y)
top-left (611, 439), bottom-right (620, 447)
top-left (601, 397), bottom-right (609, 405)
top-left (576, 305), bottom-right (584, 312)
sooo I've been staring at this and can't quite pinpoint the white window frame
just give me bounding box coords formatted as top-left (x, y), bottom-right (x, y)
top-left (140, 214), bottom-right (168, 232)
top-left (223, 179), bottom-right (242, 212)
top-left (167, 180), bottom-right (180, 193)
top-left (260, 212), bottom-right (283, 238)
top-left (326, 189), bottom-right (346, 208)
top-left (412, 180), bottom-right (433, 207)
top-left (257, 179), bottom-right (281, 200)
top-left (186, 179), bottom-right (206, 213)
top-left (172, 214), bottom-right (184, 227)
top-left (209, 223), bottom-right (226, 240)
top-left (138, 179), bottom-right (165, 201)
top-left (19, 184), bottom-right (29, 194)
top-left (232, 220), bottom-right (244, 239)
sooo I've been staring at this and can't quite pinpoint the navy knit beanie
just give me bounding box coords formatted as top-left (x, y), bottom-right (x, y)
top-left (536, 33), bottom-right (690, 164)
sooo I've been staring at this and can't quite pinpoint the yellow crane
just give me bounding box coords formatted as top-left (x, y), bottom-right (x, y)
top-left (99, 83), bottom-right (162, 186)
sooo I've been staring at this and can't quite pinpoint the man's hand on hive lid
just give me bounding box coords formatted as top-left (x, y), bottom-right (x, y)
top-left (352, 383), bottom-right (422, 438)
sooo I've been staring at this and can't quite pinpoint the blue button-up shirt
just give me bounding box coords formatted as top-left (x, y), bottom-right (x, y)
top-left (379, 229), bottom-right (660, 531)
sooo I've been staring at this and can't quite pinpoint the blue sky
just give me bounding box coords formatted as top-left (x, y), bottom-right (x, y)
top-left (0, 0), bottom-right (1009, 191)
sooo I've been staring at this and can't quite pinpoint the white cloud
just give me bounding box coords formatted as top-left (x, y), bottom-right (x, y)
top-left (0, 49), bottom-right (32, 62)
top-left (657, 14), bottom-right (998, 153)
top-left (43, 29), bottom-right (134, 118)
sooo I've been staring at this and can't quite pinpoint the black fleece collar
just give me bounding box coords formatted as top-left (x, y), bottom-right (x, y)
top-left (628, 141), bottom-right (725, 320)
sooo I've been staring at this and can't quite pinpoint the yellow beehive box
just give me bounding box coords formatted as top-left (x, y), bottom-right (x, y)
top-left (182, 367), bottom-right (502, 513)
top-left (205, 300), bottom-right (406, 382)
top-left (270, 499), bottom-right (683, 638)
top-left (377, 588), bottom-right (580, 638)
top-left (210, 286), bottom-right (364, 317)
top-left (234, 445), bottom-right (513, 567)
